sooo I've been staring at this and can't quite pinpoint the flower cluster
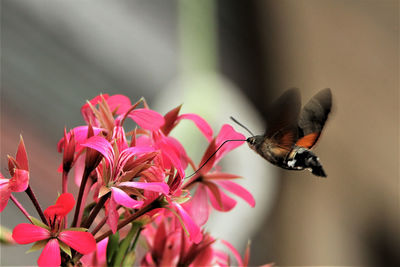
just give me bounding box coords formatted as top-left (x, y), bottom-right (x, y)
top-left (1, 94), bottom-right (271, 266)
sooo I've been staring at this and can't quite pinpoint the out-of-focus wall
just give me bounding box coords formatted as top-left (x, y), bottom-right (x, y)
top-left (250, 0), bottom-right (399, 265)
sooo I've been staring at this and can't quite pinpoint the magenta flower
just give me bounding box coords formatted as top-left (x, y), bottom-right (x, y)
top-left (0, 137), bottom-right (29, 212)
top-left (80, 237), bottom-right (108, 267)
top-left (220, 240), bottom-right (274, 267)
top-left (12, 193), bottom-right (96, 266)
top-left (81, 94), bottom-right (165, 131)
top-left (184, 124), bottom-right (255, 225)
top-left (56, 125), bottom-right (104, 174)
top-left (3, 94), bottom-right (267, 266)
top-left (141, 218), bottom-right (214, 266)
top-left (82, 135), bottom-right (169, 233)
top-left (161, 104), bottom-right (213, 141)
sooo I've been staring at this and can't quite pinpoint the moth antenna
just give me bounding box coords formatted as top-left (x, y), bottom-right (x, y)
top-left (230, 116), bottom-right (255, 136)
top-left (184, 139), bottom-right (246, 179)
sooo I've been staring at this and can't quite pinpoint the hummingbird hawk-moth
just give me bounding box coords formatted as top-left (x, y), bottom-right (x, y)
top-left (233, 88), bottom-right (332, 177)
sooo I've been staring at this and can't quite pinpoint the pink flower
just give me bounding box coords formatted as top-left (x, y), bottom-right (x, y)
top-left (80, 237), bottom-right (108, 267)
top-left (82, 136), bottom-right (169, 233)
top-left (161, 104), bottom-right (213, 141)
top-left (220, 240), bottom-right (274, 267)
top-left (0, 137), bottom-right (29, 212)
top-left (12, 193), bottom-right (96, 266)
top-left (142, 217), bottom-right (214, 266)
top-left (56, 126), bottom-right (104, 173)
top-left (184, 125), bottom-right (255, 225)
top-left (220, 240), bottom-right (250, 267)
top-left (81, 94), bottom-right (165, 131)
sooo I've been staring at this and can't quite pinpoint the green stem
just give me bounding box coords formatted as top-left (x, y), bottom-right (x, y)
top-left (114, 222), bottom-right (142, 266)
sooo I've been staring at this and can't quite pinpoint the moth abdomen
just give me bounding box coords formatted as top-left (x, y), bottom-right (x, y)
top-left (287, 147), bottom-right (327, 177)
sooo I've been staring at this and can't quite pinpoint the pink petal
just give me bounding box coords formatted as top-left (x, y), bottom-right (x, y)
top-left (55, 193), bottom-right (76, 215)
top-left (80, 237), bottom-right (108, 266)
top-left (221, 240), bottom-right (244, 266)
top-left (59, 230), bottom-right (96, 254)
top-left (171, 202), bottom-right (202, 244)
top-left (82, 136), bottom-right (114, 166)
top-left (177, 113), bottom-right (213, 142)
top-left (57, 126), bottom-right (103, 153)
top-left (206, 185), bottom-right (237, 212)
top-left (165, 137), bottom-right (189, 170)
top-left (112, 126), bottom-right (128, 152)
top-left (37, 239), bottom-right (61, 267)
top-left (107, 94), bottom-right (132, 115)
top-left (215, 124), bottom-right (246, 164)
top-left (161, 104), bottom-right (182, 136)
top-left (198, 140), bottom-right (217, 175)
top-left (215, 180), bottom-right (255, 207)
top-left (152, 220), bottom-right (167, 258)
top-left (128, 109), bottom-right (165, 131)
top-left (111, 187), bottom-right (143, 209)
top-left (81, 94), bottom-right (109, 124)
top-left (119, 181), bottom-right (169, 195)
top-left (74, 155), bottom-right (86, 186)
top-left (8, 169), bottom-right (29, 192)
top-left (160, 231), bottom-right (181, 266)
top-left (0, 185), bottom-right (11, 212)
top-left (12, 224), bottom-right (50, 244)
top-left (191, 245), bottom-right (214, 267)
top-left (117, 146), bottom-right (156, 172)
top-left (213, 250), bottom-right (229, 266)
top-left (85, 94), bottom-right (110, 107)
top-left (16, 137), bottom-right (29, 171)
top-left (107, 198), bottom-right (119, 234)
top-left (183, 184), bottom-right (210, 226)
top-left (155, 135), bottom-right (184, 178)
top-left (203, 172), bottom-right (241, 180)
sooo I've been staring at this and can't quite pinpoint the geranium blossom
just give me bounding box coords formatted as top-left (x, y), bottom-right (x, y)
top-left (4, 94), bottom-right (269, 266)
top-left (12, 193), bottom-right (96, 266)
top-left (183, 124), bottom-right (255, 225)
top-left (82, 135), bottom-right (169, 233)
top-left (0, 137), bottom-right (29, 212)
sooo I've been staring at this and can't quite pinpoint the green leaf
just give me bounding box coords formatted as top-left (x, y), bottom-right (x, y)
top-left (65, 227), bottom-right (88, 232)
top-left (29, 217), bottom-right (50, 230)
top-left (173, 195), bottom-right (191, 204)
top-left (106, 232), bottom-right (120, 266)
top-left (27, 240), bottom-right (47, 253)
top-left (114, 222), bottom-right (142, 266)
top-left (122, 251), bottom-right (136, 267)
top-left (81, 202), bottom-right (96, 225)
top-left (58, 240), bottom-right (72, 258)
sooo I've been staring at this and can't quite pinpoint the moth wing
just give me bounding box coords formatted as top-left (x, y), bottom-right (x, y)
top-left (264, 88), bottom-right (301, 141)
top-left (269, 125), bottom-right (299, 151)
top-left (297, 88), bottom-right (332, 148)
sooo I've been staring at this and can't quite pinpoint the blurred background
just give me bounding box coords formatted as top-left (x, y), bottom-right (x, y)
top-left (1, 0), bottom-right (398, 266)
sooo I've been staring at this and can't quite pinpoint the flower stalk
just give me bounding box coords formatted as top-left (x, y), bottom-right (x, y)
top-left (10, 195), bottom-right (32, 223)
top-left (25, 186), bottom-right (47, 225)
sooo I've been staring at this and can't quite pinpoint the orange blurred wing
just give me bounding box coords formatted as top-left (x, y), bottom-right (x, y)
top-left (295, 132), bottom-right (320, 149)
